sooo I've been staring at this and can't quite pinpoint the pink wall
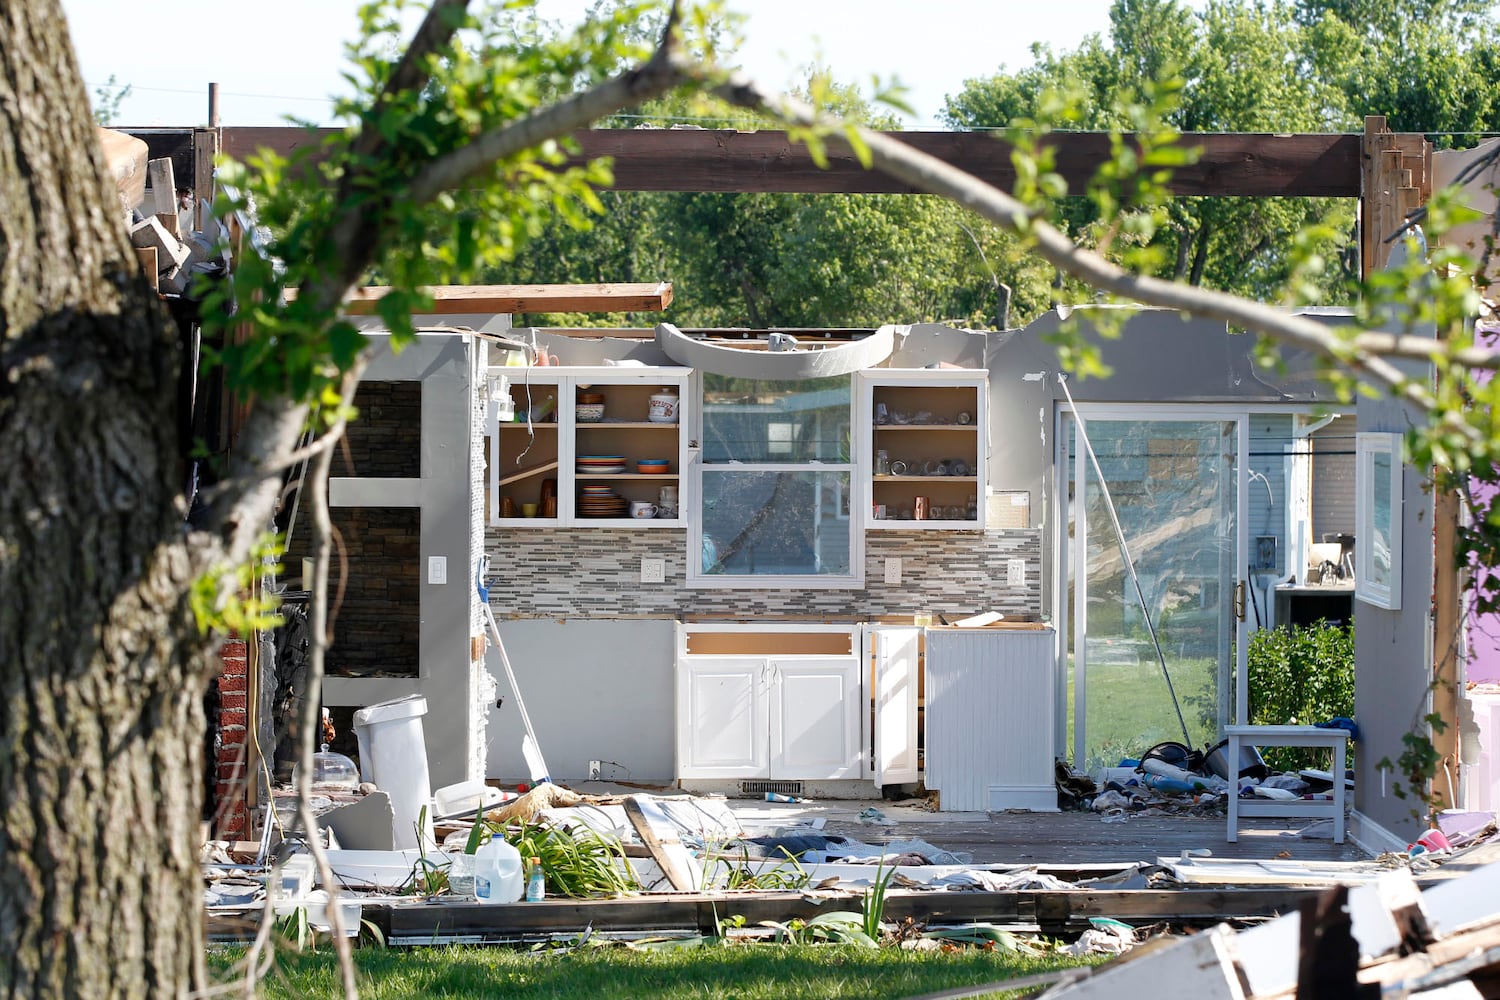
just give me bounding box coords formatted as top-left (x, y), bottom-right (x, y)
top-left (1471, 329), bottom-right (1500, 684)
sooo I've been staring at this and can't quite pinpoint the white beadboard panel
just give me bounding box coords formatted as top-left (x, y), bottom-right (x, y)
top-left (924, 627), bottom-right (1057, 812)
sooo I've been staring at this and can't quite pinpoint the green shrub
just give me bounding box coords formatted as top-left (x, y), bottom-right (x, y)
top-left (1247, 622), bottom-right (1355, 772)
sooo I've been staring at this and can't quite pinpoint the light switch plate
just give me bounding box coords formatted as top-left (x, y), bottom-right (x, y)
top-left (428, 555), bottom-right (447, 585)
top-left (1006, 558), bottom-right (1025, 588)
top-left (640, 557), bottom-right (665, 583)
top-left (884, 557), bottom-right (902, 585)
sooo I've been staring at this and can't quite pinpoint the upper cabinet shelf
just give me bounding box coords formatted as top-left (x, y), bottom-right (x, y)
top-left (858, 369), bottom-right (988, 531)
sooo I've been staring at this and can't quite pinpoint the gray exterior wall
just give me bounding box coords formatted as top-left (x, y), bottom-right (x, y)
top-left (486, 619), bottom-right (676, 782)
top-left (321, 332), bottom-right (486, 788)
top-left (1353, 392), bottom-right (1434, 844)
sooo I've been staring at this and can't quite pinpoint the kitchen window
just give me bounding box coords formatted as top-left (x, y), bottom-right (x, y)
top-left (689, 374), bottom-right (862, 588)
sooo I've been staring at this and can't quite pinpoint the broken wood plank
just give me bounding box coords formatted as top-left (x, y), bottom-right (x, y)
top-left (147, 157), bottom-right (177, 217)
top-left (221, 126), bottom-right (1367, 198)
top-left (623, 797), bottom-right (693, 892)
top-left (1035, 926), bottom-right (1249, 999)
top-left (135, 247), bottom-right (158, 291)
top-left (289, 282), bottom-right (675, 315)
top-left (97, 127), bottom-right (148, 212)
top-left (1298, 885), bottom-right (1379, 999)
top-left (192, 128), bottom-right (217, 234)
top-left (498, 460), bottom-right (559, 487)
top-left (129, 216), bottom-right (189, 269)
top-left (155, 212), bottom-right (179, 239)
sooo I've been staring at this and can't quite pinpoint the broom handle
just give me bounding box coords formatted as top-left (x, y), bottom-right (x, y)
top-left (483, 602), bottom-right (541, 747)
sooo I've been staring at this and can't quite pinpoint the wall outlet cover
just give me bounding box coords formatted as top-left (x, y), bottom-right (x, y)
top-left (1006, 558), bottom-right (1025, 588)
top-left (428, 555), bottom-right (447, 585)
top-left (884, 557), bottom-right (902, 585)
top-left (640, 557), bottom-right (665, 583)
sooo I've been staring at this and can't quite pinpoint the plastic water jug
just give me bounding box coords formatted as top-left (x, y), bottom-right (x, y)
top-left (472, 837), bottom-right (524, 904)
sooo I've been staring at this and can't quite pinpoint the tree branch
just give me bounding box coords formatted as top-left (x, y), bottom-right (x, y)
top-left (706, 70), bottom-right (1484, 445)
top-left (293, 366), bottom-right (362, 999)
top-left (406, 3), bottom-right (688, 204)
top-left (357, 0), bottom-right (472, 161)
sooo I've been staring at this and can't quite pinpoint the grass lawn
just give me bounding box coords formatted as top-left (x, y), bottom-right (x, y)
top-left (1065, 656), bottom-right (1219, 771)
top-left (210, 943), bottom-right (1091, 999)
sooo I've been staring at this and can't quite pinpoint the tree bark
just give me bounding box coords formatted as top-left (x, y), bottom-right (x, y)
top-left (0, 0), bottom-right (213, 995)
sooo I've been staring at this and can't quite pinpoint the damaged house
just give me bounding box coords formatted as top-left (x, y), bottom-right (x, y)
top-left (104, 120), bottom-right (1490, 856)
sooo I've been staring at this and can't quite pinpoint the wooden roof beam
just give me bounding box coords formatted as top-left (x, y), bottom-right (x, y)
top-left (330, 282), bottom-right (674, 315)
top-left (568, 129), bottom-right (1364, 199)
top-left (219, 127), bottom-right (1368, 199)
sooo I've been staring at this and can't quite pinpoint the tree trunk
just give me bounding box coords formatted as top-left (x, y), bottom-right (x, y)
top-left (0, 1), bottom-right (212, 996)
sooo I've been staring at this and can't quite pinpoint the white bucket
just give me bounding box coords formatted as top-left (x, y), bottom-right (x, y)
top-left (353, 695), bottom-right (434, 850)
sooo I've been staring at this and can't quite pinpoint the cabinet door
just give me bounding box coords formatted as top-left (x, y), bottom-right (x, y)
top-left (868, 626), bottom-right (920, 787)
top-left (677, 657), bottom-right (768, 778)
top-left (770, 657), bottom-right (861, 779)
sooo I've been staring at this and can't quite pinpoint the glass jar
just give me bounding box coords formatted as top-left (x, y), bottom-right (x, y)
top-left (875, 450), bottom-right (890, 476)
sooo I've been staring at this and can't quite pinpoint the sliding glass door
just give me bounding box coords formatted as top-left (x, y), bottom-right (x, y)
top-left (1060, 409), bottom-right (1245, 771)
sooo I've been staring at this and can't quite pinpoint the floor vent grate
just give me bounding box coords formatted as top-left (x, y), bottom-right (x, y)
top-left (740, 780), bottom-right (804, 796)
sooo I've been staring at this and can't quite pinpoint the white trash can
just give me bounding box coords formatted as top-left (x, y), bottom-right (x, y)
top-left (353, 695), bottom-right (434, 850)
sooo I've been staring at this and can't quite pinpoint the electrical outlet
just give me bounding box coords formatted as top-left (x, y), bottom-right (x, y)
top-left (640, 557), bottom-right (665, 583)
top-left (884, 557), bottom-right (902, 585)
top-left (428, 555), bottom-right (447, 585)
top-left (588, 759), bottom-right (602, 781)
top-left (1007, 558), bottom-right (1026, 588)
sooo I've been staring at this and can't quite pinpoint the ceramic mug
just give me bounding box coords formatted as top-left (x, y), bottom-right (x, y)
top-left (521, 502), bottom-right (539, 517)
top-left (629, 501), bottom-right (658, 519)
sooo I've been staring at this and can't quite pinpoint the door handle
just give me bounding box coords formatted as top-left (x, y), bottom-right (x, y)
top-left (1233, 581), bottom-right (1246, 622)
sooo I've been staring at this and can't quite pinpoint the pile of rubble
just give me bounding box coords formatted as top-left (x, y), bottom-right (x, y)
top-left (1056, 738), bottom-right (1351, 828)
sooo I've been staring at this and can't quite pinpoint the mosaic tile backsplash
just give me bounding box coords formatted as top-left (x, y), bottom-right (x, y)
top-left (484, 529), bottom-right (1043, 620)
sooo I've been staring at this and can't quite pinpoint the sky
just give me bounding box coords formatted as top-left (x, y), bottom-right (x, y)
top-left (59, 0), bottom-right (1131, 129)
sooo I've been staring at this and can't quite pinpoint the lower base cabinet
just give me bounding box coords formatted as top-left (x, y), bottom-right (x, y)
top-left (675, 625), bottom-right (862, 781)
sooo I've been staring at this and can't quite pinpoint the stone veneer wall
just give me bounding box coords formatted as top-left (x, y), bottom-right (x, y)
top-left (484, 529), bottom-right (1042, 620)
top-left (337, 380), bottom-right (422, 478)
top-left (286, 505), bottom-right (422, 676)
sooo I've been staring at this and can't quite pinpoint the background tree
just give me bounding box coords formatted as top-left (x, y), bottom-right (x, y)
top-left (940, 0), bottom-right (1494, 304)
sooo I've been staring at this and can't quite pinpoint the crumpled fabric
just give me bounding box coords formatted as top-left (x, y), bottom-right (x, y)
top-left (822, 836), bottom-right (973, 866)
top-left (1065, 921), bottom-right (1136, 956)
top-left (733, 834), bottom-right (847, 860)
top-left (934, 868), bottom-right (1074, 891)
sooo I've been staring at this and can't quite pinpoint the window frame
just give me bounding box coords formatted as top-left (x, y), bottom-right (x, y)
top-left (1354, 431), bottom-right (1403, 610)
top-left (687, 374), bottom-right (864, 590)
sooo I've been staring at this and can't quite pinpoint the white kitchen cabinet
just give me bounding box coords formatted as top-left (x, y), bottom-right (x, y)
top-left (675, 625), bottom-right (862, 781)
top-left (487, 366), bottom-right (690, 528)
top-left (858, 369), bottom-right (988, 530)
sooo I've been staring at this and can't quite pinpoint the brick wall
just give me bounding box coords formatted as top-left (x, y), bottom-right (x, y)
top-left (213, 637), bottom-right (250, 839)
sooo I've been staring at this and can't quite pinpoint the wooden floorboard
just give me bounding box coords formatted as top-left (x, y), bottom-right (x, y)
top-left (817, 810), bottom-right (1366, 866)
